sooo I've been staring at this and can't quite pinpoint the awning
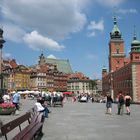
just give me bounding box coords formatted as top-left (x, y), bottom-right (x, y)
top-left (63, 92), bottom-right (73, 95)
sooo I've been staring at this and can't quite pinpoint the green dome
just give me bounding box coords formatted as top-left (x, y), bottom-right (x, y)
top-left (131, 32), bottom-right (140, 47)
top-left (111, 25), bottom-right (121, 35)
top-left (131, 39), bottom-right (140, 46)
top-left (102, 65), bottom-right (107, 71)
top-left (110, 16), bottom-right (122, 39)
top-left (131, 30), bottom-right (140, 52)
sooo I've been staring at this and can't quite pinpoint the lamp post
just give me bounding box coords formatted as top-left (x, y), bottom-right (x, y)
top-left (110, 72), bottom-right (114, 99)
top-left (0, 27), bottom-right (5, 95)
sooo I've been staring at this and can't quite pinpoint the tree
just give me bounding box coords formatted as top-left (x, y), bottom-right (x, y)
top-left (89, 80), bottom-right (97, 91)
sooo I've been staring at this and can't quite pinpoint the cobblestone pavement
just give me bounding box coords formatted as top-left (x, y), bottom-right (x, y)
top-left (0, 99), bottom-right (140, 140)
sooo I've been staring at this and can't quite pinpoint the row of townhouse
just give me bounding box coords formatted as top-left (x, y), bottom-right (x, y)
top-left (2, 59), bottom-right (68, 92)
top-left (2, 58), bottom-right (98, 95)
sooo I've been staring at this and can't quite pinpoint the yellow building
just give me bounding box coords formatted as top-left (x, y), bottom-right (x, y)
top-left (4, 65), bottom-right (31, 91)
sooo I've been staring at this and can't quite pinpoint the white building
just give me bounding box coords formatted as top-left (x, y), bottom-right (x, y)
top-left (67, 72), bottom-right (92, 95)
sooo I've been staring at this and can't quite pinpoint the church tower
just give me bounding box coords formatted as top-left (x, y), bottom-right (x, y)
top-left (109, 16), bottom-right (125, 72)
top-left (130, 27), bottom-right (140, 62)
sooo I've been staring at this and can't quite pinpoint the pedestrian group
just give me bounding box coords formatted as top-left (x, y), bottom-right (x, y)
top-left (106, 91), bottom-right (132, 115)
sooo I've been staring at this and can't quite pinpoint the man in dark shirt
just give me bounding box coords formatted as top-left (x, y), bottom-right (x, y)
top-left (117, 92), bottom-right (124, 115)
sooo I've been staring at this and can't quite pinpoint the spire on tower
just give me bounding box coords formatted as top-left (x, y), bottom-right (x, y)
top-left (113, 7), bottom-right (117, 25)
top-left (113, 15), bottom-right (117, 25)
top-left (133, 25), bottom-right (137, 40)
top-left (110, 12), bottom-right (122, 39)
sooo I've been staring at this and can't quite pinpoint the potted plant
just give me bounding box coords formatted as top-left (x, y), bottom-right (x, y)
top-left (0, 103), bottom-right (16, 115)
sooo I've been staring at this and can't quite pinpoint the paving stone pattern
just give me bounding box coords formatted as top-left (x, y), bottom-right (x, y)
top-left (0, 99), bottom-right (140, 140)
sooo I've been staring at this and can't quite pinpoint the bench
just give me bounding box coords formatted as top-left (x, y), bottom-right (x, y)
top-left (1, 110), bottom-right (44, 140)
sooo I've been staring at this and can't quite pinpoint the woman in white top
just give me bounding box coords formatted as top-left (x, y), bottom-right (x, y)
top-left (35, 101), bottom-right (44, 112)
top-left (35, 97), bottom-right (50, 118)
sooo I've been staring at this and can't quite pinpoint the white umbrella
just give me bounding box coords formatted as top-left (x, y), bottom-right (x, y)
top-left (23, 90), bottom-right (30, 94)
top-left (18, 91), bottom-right (23, 94)
top-left (33, 91), bottom-right (41, 95)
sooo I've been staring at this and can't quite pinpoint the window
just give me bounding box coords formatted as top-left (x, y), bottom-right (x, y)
top-left (116, 49), bottom-right (119, 54)
top-left (135, 56), bottom-right (139, 59)
top-left (117, 60), bottom-right (120, 64)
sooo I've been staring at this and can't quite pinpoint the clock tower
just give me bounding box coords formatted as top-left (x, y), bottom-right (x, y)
top-left (109, 16), bottom-right (125, 72)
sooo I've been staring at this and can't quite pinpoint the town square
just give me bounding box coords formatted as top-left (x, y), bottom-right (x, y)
top-left (0, 0), bottom-right (140, 140)
top-left (1, 98), bottom-right (140, 140)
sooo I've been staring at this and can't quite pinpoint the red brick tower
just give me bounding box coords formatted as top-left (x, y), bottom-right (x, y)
top-left (109, 16), bottom-right (125, 72)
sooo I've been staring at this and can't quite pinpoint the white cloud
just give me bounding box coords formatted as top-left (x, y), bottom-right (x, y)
top-left (88, 19), bottom-right (104, 30)
top-left (96, 0), bottom-right (126, 7)
top-left (87, 32), bottom-right (96, 37)
top-left (1, 0), bottom-right (88, 40)
top-left (0, 0), bottom-right (128, 50)
top-left (2, 23), bottom-right (25, 42)
top-left (117, 8), bottom-right (137, 14)
top-left (87, 19), bottom-right (104, 37)
top-left (23, 31), bottom-right (65, 51)
top-left (47, 54), bottom-right (57, 59)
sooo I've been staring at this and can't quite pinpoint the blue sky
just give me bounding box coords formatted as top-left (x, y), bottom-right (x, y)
top-left (0, 0), bottom-right (140, 79)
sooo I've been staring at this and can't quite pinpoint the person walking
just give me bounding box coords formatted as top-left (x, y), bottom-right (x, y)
top-left (12, 91), bottom-right (21, 110)
top-left (106, 93), bottom-right (113, 115)
top-left (117, 92), bottom-right (124, 115)
top-left (12, 91), bottom-right (21, 115)
top-left (72, 96), bottom-right (76, 103)
top-left (124, 94), bottom-right (132, 115)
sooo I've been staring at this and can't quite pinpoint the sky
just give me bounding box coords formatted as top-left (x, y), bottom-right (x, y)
top-left (0, 0), bottom-right (140, 79)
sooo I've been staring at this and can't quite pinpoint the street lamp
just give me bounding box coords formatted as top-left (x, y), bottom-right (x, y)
top-left (0, 27), bottom-right (5, 95)
top-left (110, 72), bottom-right (114, 99)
